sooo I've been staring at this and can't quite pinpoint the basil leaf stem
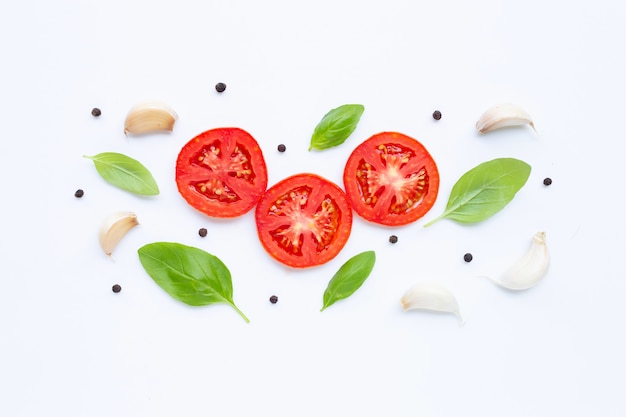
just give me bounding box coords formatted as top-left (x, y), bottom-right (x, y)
top-left (138, 242), bottom-right (249, 323)
top-left (84, 152), bottom-right (159, 196)
top-left (321, 251), bottom-right (376, 311)
top-left (423, 157), bottom-right (531, 227)
top-left (309, 104), bottom-right (364, 151)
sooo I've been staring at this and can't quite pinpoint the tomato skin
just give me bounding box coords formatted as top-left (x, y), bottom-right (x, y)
top-left (175, 128), bottom-right (268, 218)
top-left (255, 173), bottom-right (353, 268)
top-left (343, 132), bottom-right (439, 226)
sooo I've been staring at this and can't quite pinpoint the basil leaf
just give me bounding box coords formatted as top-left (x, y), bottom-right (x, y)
top-left (309, 104), bottom-right (364, 151)
top-left (84, 152), bottom-right (159, 196)
top-left (321, 251), bottom-right (376, 311)
top-left (137, 242), bottom-right (249, 323)
top-left (424, 157), bottom-right (531, 227)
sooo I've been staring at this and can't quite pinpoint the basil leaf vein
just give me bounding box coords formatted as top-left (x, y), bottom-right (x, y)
top-left (84, 152), bottom-right (159, 196)
top-left (309, 104), bottom-right (364, 151)
top-left (424, 158), bottom-right (531, 226)
top-left (138, 242), bottom-right (249, 322)
top-left (321, 251), bottom-right (376, 311)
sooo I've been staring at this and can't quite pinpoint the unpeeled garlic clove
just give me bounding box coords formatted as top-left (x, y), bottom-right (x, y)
top-left (476, 103), bottom-right (536, 134)
top-left (400, 282), bottom-right (464, 324)
top-left (124, 100), bottom-right (178, 135)
top-left (99, 211), bottom-right (139, 256)
top-left (491, 232), bottom-right (549, 290)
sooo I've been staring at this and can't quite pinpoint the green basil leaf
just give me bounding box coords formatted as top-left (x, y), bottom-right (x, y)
top-left (424, 157), bottom-right (531, 227)
top-left (84, 152), bottom-right (159, 196)
top-left (321, 251), bottom-right (376, 311)
top-left (309, 104), bottom-right (364, 151)
top-left (137, 242), bottom-right (249, 323)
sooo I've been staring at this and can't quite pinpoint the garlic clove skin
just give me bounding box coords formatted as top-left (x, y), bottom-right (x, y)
top-left (492, 232), bottom-right (549, 290)
top-left (476, 103), bottom-right (536, 134)
top-left (99, 211), bottom-right (139, 256)
top-left (400, 282), bottom-right (464, 324)
top-left (124, 100), bottom-right (178, 135)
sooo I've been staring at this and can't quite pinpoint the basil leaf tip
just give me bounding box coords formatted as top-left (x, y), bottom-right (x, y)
top-left (321, 250), bottom-right (376, 311)
top-left (309, 104), bottom-right (364, 151)
top-left (137, 242), bottom-right (249, 323)
top-left (84, 152), bottom-right (159, 196)
top-left (423, 157), bottom-right (531, 227)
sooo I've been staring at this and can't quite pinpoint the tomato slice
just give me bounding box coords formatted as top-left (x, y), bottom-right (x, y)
top-left (176, 128), bottom-right (268, 218)
top-left (255, 174), bottom-right (353, 268)
top-left (343, 132), bottom-right (439, 226)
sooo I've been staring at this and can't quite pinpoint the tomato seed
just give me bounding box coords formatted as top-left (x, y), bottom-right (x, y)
top-left (198, 228), bottom-right (208, 237)
top-left (269, 295), bottom-right (278, 304)
top-left (389, 235), bottom-right (398, 244)
top-left (277, 144), bottom-right (286, 152)
top-left (215, 82), bottom-right (227, 93)
top-left (432, 110), bottom-right (442, 120)
top-left (464, 253), bottom-right (473, 262)
top-left (91, 107), bottom-right (101, 117)
top-left (543, 177), bottom-right (552, 186)
top-left (112, 284), bottom-right (122, 293)
top-left (74, 189), bottom-right (84, 198)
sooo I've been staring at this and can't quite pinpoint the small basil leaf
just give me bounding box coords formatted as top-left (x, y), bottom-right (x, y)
top-left (321, 251), bottom-right (376, 311)
top-left (424, 157), bottom-right (531, 227)
top-left (309, 104), bottom-right (364, 151)
top-left (138, 242), bottom-right (249, 323)
top-left (84, 152), bottom-right (159, 196)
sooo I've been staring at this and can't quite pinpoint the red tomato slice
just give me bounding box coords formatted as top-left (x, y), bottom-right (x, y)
top-left (176, 128), bottom-right (268, 218)
top-left (255, 174), bottom-right (352, 268)
top-left (343, 132), bottom-right (439, 226)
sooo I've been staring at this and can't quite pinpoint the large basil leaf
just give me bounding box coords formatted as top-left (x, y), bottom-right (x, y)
top-left (138, 242), bottom-right (249, 322)
top-left (84, 152), bottom-right (159, 196)
top-left (309, 104), bottom-right (364, 151)
top-left (424, 158), bottom-right (531, 226)
top-left (321, 251), bottom-right (376, 311)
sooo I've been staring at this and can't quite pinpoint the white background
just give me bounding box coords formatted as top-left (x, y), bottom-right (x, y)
top-left (2, 1), bottom-right (625, 416)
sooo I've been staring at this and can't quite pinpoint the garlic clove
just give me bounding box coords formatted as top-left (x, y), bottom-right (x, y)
top-left (491, 231), bottom-right (549, 290)
top-left (99, 211), bottom-right (139, 256)
top-left (476, 103), bottom-right (536, 134)
top-left (400, 282), bottom-right (464, 324)
top-left (123, 100), bottom-right (178, 135)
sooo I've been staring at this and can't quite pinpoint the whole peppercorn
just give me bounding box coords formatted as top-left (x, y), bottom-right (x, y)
top-left (91, 107), bottom-right (101, 117)
top-left (277, 144), bottom-right (286, 152)
top-left (198, 228), bottom-right (208, 237)
top-left (269, 295), bottom-right (278, 304)
top-left (432, 110), bottom-right (442, 120)
top-left (215, 82), bottom-right (227, 93)
top-left (463, 253), bottom-right (473, 263)
top-left (112, 284), bottom-right (122, 293)
top-left (543, 177), bottom-right (552, 186)
top-left (389, 235), bottom-right (398, 244)
top-left (74, 189), bottom-right (84, 198)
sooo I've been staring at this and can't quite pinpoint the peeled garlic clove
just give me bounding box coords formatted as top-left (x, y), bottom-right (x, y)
top-left (400, 282), bottom-right (464, 324)
top-left (476, 103), bottom-right (535, 134)
top-left (124, 100), bottom-right (178, 135)
top-left (492, 232), bottom-right (549, 290)
top-left (99, 211), bottom-right (139, 256)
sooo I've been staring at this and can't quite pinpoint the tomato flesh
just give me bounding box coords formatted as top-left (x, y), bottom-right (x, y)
top-left (255, 174), bottom-right (352, 268)
top-left (343, 132), bottom-right (439, 226)
top-left (176, 128), bottom-right (268, 218)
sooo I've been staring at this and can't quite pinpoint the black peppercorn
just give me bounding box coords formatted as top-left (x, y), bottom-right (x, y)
top-left (543, 177), bottom-right (552, 186)
top-left (389, 235), bottom-right (398, 244)
top-left (74, 189), bottom-right (84, 198)
top-left (269, 295), bottom-right (278, 304)
top-left (91, 107), bottom-right (101, 117)
top-left (215, 82), bottom-right (227, 93)
top-left (112, 284), bottom-right (122, 293)
top-left (198, 228), bottom-right (208, 237)
top-left (277, 144), bottom-right (286, 152)
top-left (432, 110), bottom-right (442, 120)
top-left (463, 253), bottom-right (473, 263)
